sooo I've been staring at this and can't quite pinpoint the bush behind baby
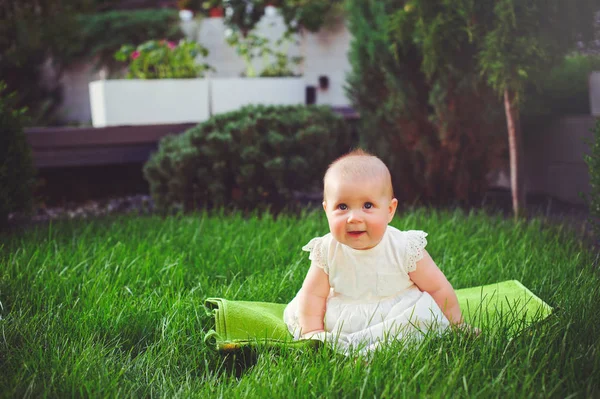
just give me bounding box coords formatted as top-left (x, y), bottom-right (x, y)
top-left (144, 105), bottom-right (352, 213)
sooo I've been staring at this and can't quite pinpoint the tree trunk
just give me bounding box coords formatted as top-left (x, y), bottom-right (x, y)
top-left (504, 88), bottom-right (525, 219)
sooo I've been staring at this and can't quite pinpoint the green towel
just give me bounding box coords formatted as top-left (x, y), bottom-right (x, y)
top-left (204, 280), bottom-right (552, 352)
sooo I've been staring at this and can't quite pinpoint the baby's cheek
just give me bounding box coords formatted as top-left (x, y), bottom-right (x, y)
top-left (370, 221), bottom-right (387, 240)
top-left (332, 219), bottom-right (345, 232)
top-left (329, 220), bottom-right (345, 241)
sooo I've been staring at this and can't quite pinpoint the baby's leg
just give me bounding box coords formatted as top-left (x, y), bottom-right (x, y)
top-left (347, 295), bottom-right (451, 349)
top-left (283, 296), bottom-right (302, 339)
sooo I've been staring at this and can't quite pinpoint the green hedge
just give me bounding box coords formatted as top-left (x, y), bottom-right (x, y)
top-left (0, 83), bottom-right (36, 228)
top-left (144, 105), bottom-right (352, 212)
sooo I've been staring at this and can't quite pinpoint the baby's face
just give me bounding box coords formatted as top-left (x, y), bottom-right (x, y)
top-left (323, 176), bottom-right (397, 250)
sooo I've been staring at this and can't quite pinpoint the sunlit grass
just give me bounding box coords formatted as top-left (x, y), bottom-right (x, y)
top-left (1, 208), bottom-right (598, 397)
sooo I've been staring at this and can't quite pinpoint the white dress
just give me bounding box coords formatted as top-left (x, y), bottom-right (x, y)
top-left (283, 226), bottom-right (450, 354)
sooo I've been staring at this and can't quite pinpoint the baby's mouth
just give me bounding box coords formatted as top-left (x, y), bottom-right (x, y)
top-left (347, 231), bottom-right (366, 237)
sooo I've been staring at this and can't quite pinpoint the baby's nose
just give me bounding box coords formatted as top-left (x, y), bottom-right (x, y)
top-left (347, 211), bottom-right (362, 223)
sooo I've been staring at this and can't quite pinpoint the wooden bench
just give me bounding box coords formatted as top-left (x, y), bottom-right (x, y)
top-left (25, 107), bottom-right (358, 168)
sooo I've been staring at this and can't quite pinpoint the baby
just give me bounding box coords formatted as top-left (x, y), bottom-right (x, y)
top-left (284, 149), bottom-right (465, 354)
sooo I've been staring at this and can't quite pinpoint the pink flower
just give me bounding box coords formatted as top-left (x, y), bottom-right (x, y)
top-left (167, 41), bottom-right (176, 50)
top-left (131, 51), bottom-right (140, 60)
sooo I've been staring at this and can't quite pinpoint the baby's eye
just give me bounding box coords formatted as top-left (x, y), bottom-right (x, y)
top-left (364, 202), bottom-right (373, 209)
top-left (337, 204), bottom-right (348, 211)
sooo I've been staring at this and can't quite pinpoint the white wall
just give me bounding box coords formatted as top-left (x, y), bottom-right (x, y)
top-left (190, 14), bottom-right (352, 107)
top-left (57, 13), bottom-right (353, 124)
top-left (303, 17), bottom-right (353, 107)
top-left (195, 16), bottom-right (351, 106)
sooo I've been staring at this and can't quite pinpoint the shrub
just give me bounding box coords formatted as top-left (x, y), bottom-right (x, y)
top-left (0, 83), bottom-right (36, 228)
top-left (584, 119), bottom-right (600, 243)
top-left (144, 105), bottom-right (352, 212)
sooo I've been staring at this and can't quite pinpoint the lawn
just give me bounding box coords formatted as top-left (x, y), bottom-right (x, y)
top-left (1, 208), bottom-right (598, 398)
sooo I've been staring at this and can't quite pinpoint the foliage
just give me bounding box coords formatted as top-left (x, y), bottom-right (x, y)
top-left (203, 0), bottom-right (265, 34)
top-left (584, 119), bottom-right (600, 243)
top-left (74, 9), bottom-right (185, 75)
top-left (477, 0), bottom-right (598, 103)
top-left (203, 0), bottom-right (345, 34)
top-left (347, 0), bottom-right (599, 209)
top-left (114, 39), bottom-right (213, 79)
top-left (0, 3), bottom-right (185, 125)
top-left (176, 0), bottom-right (213, 16)
top-left (226, 31), bottom-right (302, 77)
top-left (419, 0), bottom-right (598, 217)
top-left (0, 83), bottom-right (36, 228)
top-left (522, 54), bottom-right (600, 119)
top-left (0, 1), bottom-right (88, 125)
top-left (143, 105), bottom-right (351, 212)
top-left (346, 0), bottom-right (505, 207)
top-left (389, 0), bottom-right (598, 115)
top-left (277, 0), bottom-right (347, 33)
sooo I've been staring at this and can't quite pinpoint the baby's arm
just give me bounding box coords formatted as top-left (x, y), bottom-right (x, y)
top-left (409, 250), bottom-right (463, 325)
top-left (296, 262), bottom-right (330, 336)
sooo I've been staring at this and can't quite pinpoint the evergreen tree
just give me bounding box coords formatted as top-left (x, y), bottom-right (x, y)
top-left (346, 0), bottom-right (503, 207)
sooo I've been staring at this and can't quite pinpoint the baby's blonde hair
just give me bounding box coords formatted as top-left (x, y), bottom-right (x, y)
top-left (323, 149), bottom-right (394, 199)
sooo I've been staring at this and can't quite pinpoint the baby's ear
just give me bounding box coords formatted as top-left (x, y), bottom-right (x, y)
top-left (322, 201), bottom-right (327, 212)
top-left (388, 198), bottom-right (398, 221)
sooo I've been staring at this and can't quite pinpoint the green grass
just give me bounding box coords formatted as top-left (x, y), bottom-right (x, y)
top-left (1, 208), bottom-right (599, 398)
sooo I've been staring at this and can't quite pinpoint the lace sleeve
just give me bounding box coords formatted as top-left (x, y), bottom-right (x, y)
top-left (301, 237), bottom-right (329, 274)
top-left (403, 230), bottom-right (428, 273)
